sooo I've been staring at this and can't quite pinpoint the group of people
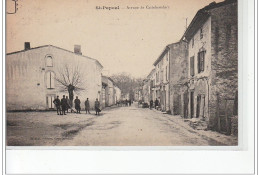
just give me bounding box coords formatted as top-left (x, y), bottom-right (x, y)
top-left (149, 98), bottom-right (159, 110)
top-left (116, 99), bottom-right (132, 107)
top-left (53, 95), bottom-right (101, 115)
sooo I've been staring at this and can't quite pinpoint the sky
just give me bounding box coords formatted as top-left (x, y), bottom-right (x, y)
top-left (6, 0), bottom-right (223, 78)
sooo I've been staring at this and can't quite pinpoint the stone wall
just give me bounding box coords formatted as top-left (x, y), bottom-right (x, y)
top-left (169, 41), bottom-right (188, 115)
top-left (209, 2), bottom-right (238, 130)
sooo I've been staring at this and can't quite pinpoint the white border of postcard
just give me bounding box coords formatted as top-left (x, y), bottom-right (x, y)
top-left (2, 0), bottom-right (257, 174)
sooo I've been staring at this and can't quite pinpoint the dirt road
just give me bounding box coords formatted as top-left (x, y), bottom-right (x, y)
top-left (7, 103), bottom-right (237, 146)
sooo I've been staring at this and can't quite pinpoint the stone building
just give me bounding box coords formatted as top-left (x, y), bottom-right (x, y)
top-left (6, 43), bottom-right (103, 110)
top-left (153, 47), bottom-right (170, 111)
top-left (167, 41), bottom-right (188, 116)
top-left (147, 69), bottom-right (156, 102)
top-left (142, 79), bottom-right (149, 103)
top-left (182, 0), bottom-right (238, 132)
top-left (134, 88), bottom-right (139, 101)
top-left (142, 69), bottom-right (156, 104)
top-left (114, 85), bottom-right (122, 103)
top-left (102, 76), bottom-right (117, 107)
top-left (134, 87), bottom-right (143, 102)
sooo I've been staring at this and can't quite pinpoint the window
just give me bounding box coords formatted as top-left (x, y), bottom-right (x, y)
top-left (160, 70), bottom-right (163, 82)
top-left (46, 56), bottom-right (53, 67)
top-left (190, 56), bottom-right (194, 76)
top-left (198, 50), bottom-right (205, 73)
top-left (192, 38), bottom-right (194, 48)
top-left (46, 71), bottom-right (55, 89)
top-left (165, 66), bottom-right (168, 81)
top-left (156, 72), bottom-right (159, 83)
top-left (200, 28), bottom-right (203, 39)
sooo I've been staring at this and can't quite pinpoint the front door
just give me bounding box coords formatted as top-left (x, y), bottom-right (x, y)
top-left (190, 91), bottom-right (194, 118)
top-left (47, 95), bottom-right (55, 109)
top-left (183, 92), bottom-right (189, 118)
top-left (196, 95), bottom-right (201, 118)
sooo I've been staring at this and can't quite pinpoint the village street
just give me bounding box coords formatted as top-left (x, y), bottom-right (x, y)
top-left (7, 102), bottom-right (237, 146)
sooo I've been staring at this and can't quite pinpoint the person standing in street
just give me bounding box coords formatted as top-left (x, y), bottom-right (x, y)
top-left (85, 98), bottom-right (91, 114)
top-left (74, 96), bottom-right (81, 114)
top-left (95, 98), bottom-right (101, 115)
top-left (61, 95), bottom-right (67, 115)
top-left (155, 98), bottom-right (159, 109)
top-left (53, 96), bottom-right (62, 115)
top-left (150, 99), bottom-right (153, 110)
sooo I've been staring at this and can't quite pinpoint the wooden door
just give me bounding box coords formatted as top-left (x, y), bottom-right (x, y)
top-left (183, 92), bottom-right (189, 118)
top-left (190, 91), bottom-right (194, 118)
top-left (196, 95), bottom-right (201, 118)
top-left (47, 95), bottom-right (55, 109)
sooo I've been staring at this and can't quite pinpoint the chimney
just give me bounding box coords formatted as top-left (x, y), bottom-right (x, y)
top-left (208, 2), bottom-right (216, 7)
top-left (74, 45), bottom-right (82, 55)
top-left (24, 42), bottom-right (30, 50)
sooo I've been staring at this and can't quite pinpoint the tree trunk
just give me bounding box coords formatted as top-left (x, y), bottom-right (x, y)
top-left (68, 89), bottom-right (74, 107)
top-left (68, 84), bottom-right (75, 107)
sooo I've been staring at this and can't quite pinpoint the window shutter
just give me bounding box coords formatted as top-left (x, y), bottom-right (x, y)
top-left (201, 51), bottom-right (205, 71)
top-left (198, 53), bottom-right (200, 73)
top-left (190, 56), bottom-right (194, 76)
top-left (166, 66), bottom-right (167, 81)
top-left (197, 51), bottom-right (205, 73)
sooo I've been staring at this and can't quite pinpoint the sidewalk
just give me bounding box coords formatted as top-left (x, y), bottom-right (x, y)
top-left (150, 108), bottom-right (238, 146)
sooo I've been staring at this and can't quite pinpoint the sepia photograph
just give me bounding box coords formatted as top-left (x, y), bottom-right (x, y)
top-left (6, 0), bottom-right (238, 147)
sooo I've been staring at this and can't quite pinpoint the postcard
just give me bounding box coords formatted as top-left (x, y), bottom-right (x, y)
top-left (4, 0), bottom-right (256, 174)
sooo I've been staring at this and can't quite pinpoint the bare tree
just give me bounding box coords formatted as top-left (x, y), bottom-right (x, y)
top-left (110, 72), bottom-right (144, 100)
top-left (55, 64), bottom-right (85, 107)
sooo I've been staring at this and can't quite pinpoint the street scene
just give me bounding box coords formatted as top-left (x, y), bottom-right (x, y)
top-left (6, 0), bottom-right (238, 146)
top-left (7, 102), bottom-right (237, 146)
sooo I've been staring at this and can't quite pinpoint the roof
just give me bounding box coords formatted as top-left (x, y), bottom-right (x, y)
top-left (102, 75), bottom-right (117, 86)
top-left (147, 68), bottom-right (156, 79)
top-left (182, 0), bottom-right (237, 41)
top-left (153, 41), bottom-right (181, 66)
top-left (6, 45), bottom-right (103, 69)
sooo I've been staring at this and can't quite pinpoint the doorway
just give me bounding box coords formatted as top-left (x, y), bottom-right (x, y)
top-left (183, 92), bottom-right (189, 118)
top-left (190, 91), bottom-right (194, 118)
top-left (47, 95), bottom-right (55, 109)
top-left (196, 95), bottom-right (201, 118)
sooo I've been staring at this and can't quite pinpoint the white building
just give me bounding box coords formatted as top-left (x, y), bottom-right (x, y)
top-left (6, 43), bottom-right (103, 110)
top-left (153, 47), bottom-right (170, 111)
top-left (114, 86), bottom-right (121, 103)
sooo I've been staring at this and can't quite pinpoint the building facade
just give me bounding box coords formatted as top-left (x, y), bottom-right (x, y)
top-left (6, 43), bottom-right (103, 110)
top-left (102, 76), bottom-right (117, 107)
top-left (114, 86), bottom-right (122, 103)
top-left (147, 69), bottom-right (156, 102)
top-left (134, 86), bottom-right (143, 102)
top-left (153, 47), bottom-right (170, 111)
top-left (168, 41), bottom-right (188, 116)
top-left (183, 0), bottom-right (238, 131)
